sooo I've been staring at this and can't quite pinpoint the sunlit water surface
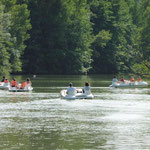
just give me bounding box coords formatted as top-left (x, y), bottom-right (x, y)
top-left (0, 75), bottom-right (150, 150)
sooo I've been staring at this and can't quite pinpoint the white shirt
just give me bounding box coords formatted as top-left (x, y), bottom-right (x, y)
top-left (83, 86), bottom-right (91, 95)
top-left (112, 78), bottom-right (118, 83)
top-left (67, 87), bottom-right (76, 95)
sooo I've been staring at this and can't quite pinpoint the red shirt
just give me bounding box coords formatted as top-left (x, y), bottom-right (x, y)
top-left (130, 78), bottom-right (134, 82)
top-left (11, 80), bottom-right (17, 86)
top-left (4, 80), bottom-right (9, 83)
top-left (21, 82), bottom-right (27, 89)
top-left (120, 78), bottom-right (124, 82)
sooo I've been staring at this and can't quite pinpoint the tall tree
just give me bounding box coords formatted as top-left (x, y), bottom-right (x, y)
top-left (139, 1), bottom-right (150, 69)
top-left (23, 0), bottom-right (92, 74)
top-left (1, 0), bottom-right (31, 74)
top-left (0, 4), bottom-right (11, 75)
top-left (90, 0), bottom-right (136, 74)
top-left (138, 0), bottom-right (150, 59)
top-left (89, 0), bottom-right (114, 73)
top-left (131, 0), bottom-right (150, 74)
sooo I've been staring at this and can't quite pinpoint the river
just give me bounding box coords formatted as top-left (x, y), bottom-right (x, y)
top-left (0, 75), bottom-right (150, 150)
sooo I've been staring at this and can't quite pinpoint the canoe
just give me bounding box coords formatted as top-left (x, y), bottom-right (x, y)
top-left (60, 89), bottom-right (94, 100)
top-left (109, 81), bottom-right (148, 88)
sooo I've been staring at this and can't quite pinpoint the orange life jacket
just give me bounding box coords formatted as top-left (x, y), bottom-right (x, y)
top-left (4, 80), bottom-right (9, 83)
top-left (137, 78), bottom-right (141, 82)
top-left (11, 81), bottom-right (17, 86)
top-left (130, 78), bottom-right (134, 82)
top-left (21, 82), bottom-right (27, 89)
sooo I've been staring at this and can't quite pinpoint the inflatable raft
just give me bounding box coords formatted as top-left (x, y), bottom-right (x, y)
top-left (9, 84), bottom-right (33, 92)
top-left (0, 82), bottom-right (10, 90)
top-left (109, 81), bottom-right (148, 88)
top-left (60, 89), bottom-right (94, 100)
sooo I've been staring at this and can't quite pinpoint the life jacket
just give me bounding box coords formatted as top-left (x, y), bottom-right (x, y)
top-left (21, 82), bottom-right (27, 89)
top-left (137, 78), bottom-right (141, 82)
top-left (11, 80), bottom-right (17, 87)
top-left (130, 78), bottom-right (134, 82)
top-left (120, 78), bottom-right (124, 82)
top-left (4, 80), bottom-right (9, 83)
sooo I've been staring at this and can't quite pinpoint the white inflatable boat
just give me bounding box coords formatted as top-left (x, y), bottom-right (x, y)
top-left (9, 84), bottom-right (33, 92)
top-left (0, 82), bottom-right (10, 90)
top-left (60, 89), bottom-right (94, 100)
top-left (109, 81), bottom-right (148, 88)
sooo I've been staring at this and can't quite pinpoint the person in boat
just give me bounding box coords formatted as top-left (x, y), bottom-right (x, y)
top-left (20, 81), bottom-right (27, 89)
top-left (26, 78), bottom-right (32, 85)
top-left (120, 77), bottom-right (125, 83)
top-left (11, 78), bottom-right (18, 87)
top-left (112, 76), bottom-right (118, 83)
top-left (83, 82), bottom-right (91, 94)
top-left (4, 78), bottom-right (9, 84)
top-left (137, 76), bottom-right (142, 82)
top-left (66, 83), bottom-right (76, 95)
top-left (130, 77), bottom-right (135, 82)
top-left (1, 76), bottom-right (5, 82)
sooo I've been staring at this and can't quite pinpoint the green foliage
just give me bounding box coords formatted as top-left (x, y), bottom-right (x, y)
top-left (0, 0), bottom-right (31, 74)
top-left (90, 0), bottom-right (137, 74)
top-left (24, 0), bottom-right (92, 74)
top-left (139, 5), bottom-right (150, 60)
top-left (134, 0), bottom-right (150, 74)
top-left (0, 4), bottom-right (11, 75)
top-left (132, 61), bottom-right (150, 75)
top-left (9, 3), bottom-right (31, 72)
top-left (94, 30), bottom-right (112, 48)
top-left (0, 0), bottom-right (149, 75)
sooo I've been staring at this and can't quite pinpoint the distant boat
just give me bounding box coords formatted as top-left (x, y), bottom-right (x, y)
top-left (9, 84), bottom-right (33, 92)
top-left (0, 82), bottom-right (10, 90)
top-left (60, 89), bottom-right (94, 100)
top-left (109, 81), bottom-right (148, 88)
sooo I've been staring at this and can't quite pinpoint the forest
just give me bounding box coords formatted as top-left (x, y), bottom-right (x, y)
top-left (0, 0), bottom-right (150, 75)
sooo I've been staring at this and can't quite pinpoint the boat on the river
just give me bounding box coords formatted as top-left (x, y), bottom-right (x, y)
top-left (9, 84), bottom-right (33, 92)
top-left (60, 89), bottom-right (94, 100)
top-left (109, 81), bottom-right (148, 88)
top-left (0, 82), bottom-right (10, 90)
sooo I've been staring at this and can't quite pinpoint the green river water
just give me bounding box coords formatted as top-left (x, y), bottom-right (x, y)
top-left (0, 75), bottom-right (150, 150)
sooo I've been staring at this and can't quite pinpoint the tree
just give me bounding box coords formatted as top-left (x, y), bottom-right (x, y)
top-left (0, 4), bottom-right (11, 75)
top-left (139, 1), bottom-right (150, 58)
top-left (131, 0), bottom-right (150, 75)
top-left (1, 0), bottom-right (31, 73)
top-left (24, 0), bottom-right (92, 74)
top-left (139, 3), bottom-right (150, 72)
top-left (90, 0), bottom-right (137, 74)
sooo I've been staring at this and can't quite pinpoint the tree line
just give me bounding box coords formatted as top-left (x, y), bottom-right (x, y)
top-left (0, 0), bottom-right (150, 75)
